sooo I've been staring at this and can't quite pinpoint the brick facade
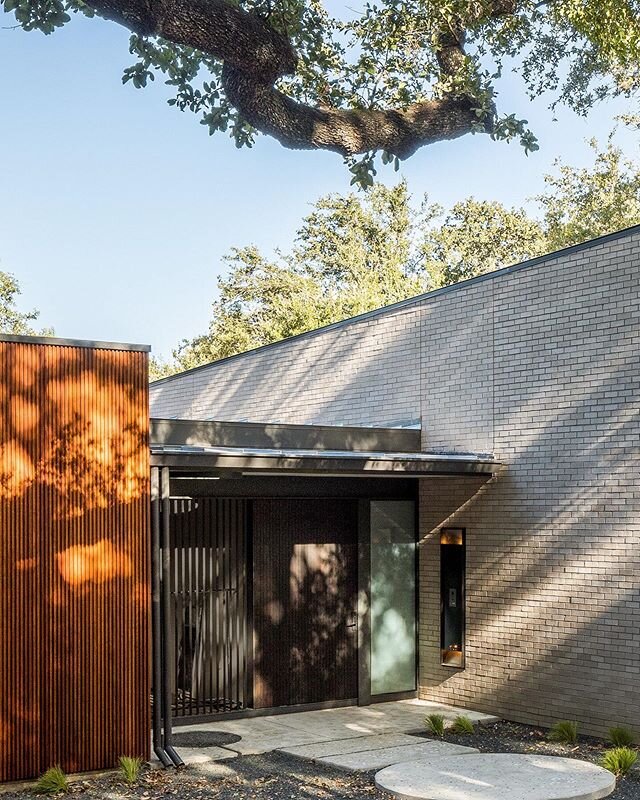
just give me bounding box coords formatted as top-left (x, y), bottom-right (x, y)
top-left (150, 305), bottom-right (422, 427)
top-left (151, 227), bottom-right (640, 735)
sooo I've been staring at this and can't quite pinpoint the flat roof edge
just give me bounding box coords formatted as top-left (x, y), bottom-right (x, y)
top-left (0, 333), bottom-right (151, 352)
top-left (150, 223), bottom-right (640, 387)
top-left (150, 417), bottom-right (422, 453)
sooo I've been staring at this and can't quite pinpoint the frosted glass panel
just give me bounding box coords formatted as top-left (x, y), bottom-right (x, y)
top-left (370, 500), bottom-right (416, 695)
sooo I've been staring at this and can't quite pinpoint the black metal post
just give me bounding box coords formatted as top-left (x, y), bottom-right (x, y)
top-left (151, 467), bottom-right (172, 768)
top-left (161, 466), bottom-right (184, 767)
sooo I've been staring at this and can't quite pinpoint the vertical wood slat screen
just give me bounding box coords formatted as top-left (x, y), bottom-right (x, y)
top-left (0, 340), bottom-right (150, 782)
top-left (168, 498), bottom-right (249, 717)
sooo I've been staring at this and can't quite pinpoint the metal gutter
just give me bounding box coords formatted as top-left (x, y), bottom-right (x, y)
top-left (151, 444), bottom-right (493, 460)
top-left (160, 467), bottom-right (184, 768)
top-left (150, 469), bottom-right (172, 768)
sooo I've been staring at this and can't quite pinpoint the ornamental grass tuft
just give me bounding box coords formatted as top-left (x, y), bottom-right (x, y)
top-left (33, 766), bottom-right (69, 796)
top-left (452, 715), bottom-right (475, 734)
top-left (600, 747), bottom-right (638, 777)
top-left (608, 726), bottom-right (636, 748)
top-left (425, 713), bottom-right (446, 737)
top-left (119, 755), bottom-right (142, 784)
top-left (548, 720), bottom-right (579, 744)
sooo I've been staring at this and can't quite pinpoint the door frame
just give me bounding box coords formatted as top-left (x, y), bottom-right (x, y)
top-left (359, 498), bottom-right (419, 706)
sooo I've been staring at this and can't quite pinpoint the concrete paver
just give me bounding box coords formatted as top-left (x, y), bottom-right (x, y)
top-left (280, 733), bottom-right (427, 760)
top-left (161, 700), bottom-right (497, 770)
top-left (173, 746), bottom-right (238, 766)
top-left (319, 741), bottom-right (477, 772)
top-left (374, 753), bottom-right (616, 800)
top-left (226, 731), bottom-right (330, 756)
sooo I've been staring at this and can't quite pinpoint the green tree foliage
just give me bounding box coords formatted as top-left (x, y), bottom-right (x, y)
top-left (4, 0), bottom-right (639, 184)
top-left (538, 140), bottom-right (640, 250)
top-left (149, 355), bottom-right (173, 382)
top-left (424, 199), bottom-right (545, 287)
top-left (0, 272), bottom-right (49, 335)
top-left (172, 183), bottom-right (428, 372)
top-left (174, 247), bottom-right (335, 371)
top-left (153, 139), bottom-right (639, 379)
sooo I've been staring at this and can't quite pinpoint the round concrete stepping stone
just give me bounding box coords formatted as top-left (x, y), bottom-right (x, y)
top-left (172, 730), bottom-right (241, 747)
top-left (375, 753), bottom-right (615, 800)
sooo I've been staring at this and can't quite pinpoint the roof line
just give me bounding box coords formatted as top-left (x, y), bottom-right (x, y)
top-left (150, 223), bottom-right (640, 387)
top-left (0, 333), bottom-right (151, 352)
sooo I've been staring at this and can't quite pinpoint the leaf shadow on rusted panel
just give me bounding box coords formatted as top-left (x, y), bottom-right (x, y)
top-left (0, 341), bottom-right (150, 781)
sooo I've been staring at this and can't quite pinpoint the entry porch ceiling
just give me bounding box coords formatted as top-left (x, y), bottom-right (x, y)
top-left (150, 418), bottom-right (500, 477)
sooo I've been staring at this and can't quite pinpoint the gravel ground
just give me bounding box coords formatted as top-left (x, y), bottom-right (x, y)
top-left (0, 752), bottom-right (386, 800)
top-left (2, 720), bottom-right (637, 800)
top-left (417, 720), bottom-right (640, 800)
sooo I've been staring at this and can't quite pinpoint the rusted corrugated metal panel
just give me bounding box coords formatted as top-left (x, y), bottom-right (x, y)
top-left (0, 339), bottom-right (150, 782)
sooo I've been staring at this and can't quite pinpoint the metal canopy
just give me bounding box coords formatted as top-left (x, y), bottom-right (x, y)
top-left (150, 443), bottom-right (499, 476)
top-left (150, 417), bottom-right (500, 476)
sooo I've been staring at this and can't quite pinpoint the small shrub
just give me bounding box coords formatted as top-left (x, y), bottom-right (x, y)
top-left (452, 715), bottom-right (475, 734)
top-left (600, 747), bottom-right (638, 777)
top-left (118, 755), bottom-right (142, 784)
top-left (608, 726), bottom-right (636, 747)
top-left (425, 713), bottom-right (445, 737)
top-left (548, 720), bottom-right (579, 744)
top-left (33, 766), bottom-right (69, 795)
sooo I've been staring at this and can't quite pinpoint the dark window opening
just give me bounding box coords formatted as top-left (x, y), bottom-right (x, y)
top-left (440, 528), bottom-right (465, 668)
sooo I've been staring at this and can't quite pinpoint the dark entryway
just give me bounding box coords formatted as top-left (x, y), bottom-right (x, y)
top-left (156, 473), bottom-right (422, 722)
top-left (147, 421), bottom-right (496, 765)
top-left (252, 499), bottom-right (359, 708)
top-left (167, 495), bottom-right (361, 716)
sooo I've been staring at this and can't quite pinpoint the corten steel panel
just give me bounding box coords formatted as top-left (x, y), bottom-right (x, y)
top-left (0, 340), bottom-right (150, 782)
top-left (252, 499), bottom-right (358, 708)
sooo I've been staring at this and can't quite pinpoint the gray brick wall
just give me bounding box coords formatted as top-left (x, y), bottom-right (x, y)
top-left (150, 304), bottom-right (422, 426)
top-left (151, 228), bottom-right (640, 735)
top-left (418, 231), bottom-right (640, 735)
top-left (420, 280), bottom-right (495, 454)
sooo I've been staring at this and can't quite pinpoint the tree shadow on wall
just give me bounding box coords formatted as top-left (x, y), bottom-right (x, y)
top-left (252, 507), bottom-right (359, 708)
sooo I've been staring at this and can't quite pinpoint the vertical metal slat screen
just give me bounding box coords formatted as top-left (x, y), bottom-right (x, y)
top-left (167, 497), bottom-right (249, 716)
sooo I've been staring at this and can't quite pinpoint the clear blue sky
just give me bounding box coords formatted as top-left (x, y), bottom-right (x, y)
top-left (0, 9), bottom-right (636, 358)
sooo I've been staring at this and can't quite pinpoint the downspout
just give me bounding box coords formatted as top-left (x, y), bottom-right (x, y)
top-left (160, 467), bottom-right (184, 767)
top-left (151, 467), bottom-right (172, 768)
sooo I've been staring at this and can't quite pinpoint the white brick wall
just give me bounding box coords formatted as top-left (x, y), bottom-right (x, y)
top-left (418, 231), bottom-right (640, 735)
top-left (150, 304), bottom-right (422, 426)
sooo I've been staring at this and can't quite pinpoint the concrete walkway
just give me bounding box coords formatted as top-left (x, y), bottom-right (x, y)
top-left (163, 704), bottom-right (617, 800)
top-left (168, 699), bottom-right (497, 770)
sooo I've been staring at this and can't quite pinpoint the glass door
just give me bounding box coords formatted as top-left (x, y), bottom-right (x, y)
top-left (370, 500), bottom-right (416, 696)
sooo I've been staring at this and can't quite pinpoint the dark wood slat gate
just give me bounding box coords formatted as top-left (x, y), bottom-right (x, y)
top-left (168, 498), bottom-right (250, 717)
